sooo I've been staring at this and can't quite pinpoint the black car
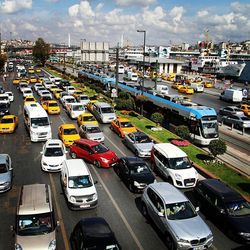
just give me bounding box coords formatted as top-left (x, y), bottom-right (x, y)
top-left (194, 179), bottom-right (250, 244)
top-left (70, 217), bottom-right (121, 250)
top-left (0, 103), bottom-right (9, 116)
top-left (114, 157), bottom-right (155, 192)
top-left (58, 79), bottom-right (71, 89)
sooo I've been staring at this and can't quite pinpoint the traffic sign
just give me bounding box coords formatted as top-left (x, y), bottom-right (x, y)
top-left (111, 88), bottom-right (118, 98)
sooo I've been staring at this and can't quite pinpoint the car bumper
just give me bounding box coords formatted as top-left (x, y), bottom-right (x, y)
top-left (0, 183), bottom-right (12, 193)
top-left (68, 200), bottom-right (98, 210)
top-left (177, 237), bottom-right (213, 250)
top-left (41, 164), bottom-right (62, 172)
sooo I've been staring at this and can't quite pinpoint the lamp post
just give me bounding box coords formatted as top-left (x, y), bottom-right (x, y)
top-left (137, 30), bottom-right (146, 115)
top-left (81, 39), bottom-right (86, 67)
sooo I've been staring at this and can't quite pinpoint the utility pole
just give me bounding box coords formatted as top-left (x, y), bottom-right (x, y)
top-left (115, 44), bottom-right (119, 93)
top-left (154, 59), bottom-right (158, 89)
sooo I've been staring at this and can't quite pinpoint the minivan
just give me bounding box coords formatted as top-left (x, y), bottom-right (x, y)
top-left (220, 89), bottom-right (243, 103)
top-left (91, 102), bottom-right (116, 123)
top-left (194, 179), bottom-right (250, 243)
top-left (13, 184), bottom-right (58, 250)
top-left (151, 143), bottom-right (198, 188)
top-left (61, 159), bottom-right (98, 210)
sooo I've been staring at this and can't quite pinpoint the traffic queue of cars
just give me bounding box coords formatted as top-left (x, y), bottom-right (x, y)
top-left (1, 65), bottom-right (250, 250)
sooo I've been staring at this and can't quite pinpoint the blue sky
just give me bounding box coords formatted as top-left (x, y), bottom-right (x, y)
top-left (0, 0), bottom-right (250, 46)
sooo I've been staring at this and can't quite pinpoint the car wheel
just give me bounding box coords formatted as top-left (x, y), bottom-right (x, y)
top-left (71, 152), bottom-right (77, 159)
top-left (165, 233), bottom-right (176, 250)
top-left (94, 160), bottom-right (101, 168)
top-left (141, 203), bottom-right (148, 219)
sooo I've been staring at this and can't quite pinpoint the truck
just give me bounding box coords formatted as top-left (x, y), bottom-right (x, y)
top-left (220, 88), bottom-right (243, 103)
top-left (124, 71), bottom-right (138, 82)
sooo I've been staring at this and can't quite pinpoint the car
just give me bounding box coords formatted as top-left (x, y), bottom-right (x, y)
top-left (33, 83), bottom-right (43, 92)
top-left (79, 124), bottom-right (104, 142)
top-left (178, 86), bottom-right (194, 94)
top-left (0, 115), bottom-right (18, 133)
top-left (222, 114), bottom-right (250, 129)
top-left (18, 82), bottom-right (29, 93)
top-left (0, 154), bottom-right (13, 193)
top-left (58, 124), bottom-right (80, 147)
top-left (70, 139), bottom-right (118, 168)
top-left (36, 86), bottom-right (47, 95)
top-left (64, 85), bottom-right (76, 94)
top-left (35, 68), bottom-right (41, 73)
top-left (49, 76), bottom-right (55, 82)
top-left (52, 88), bottom-right (64, 99)
top-left (28, 67), bottom-right (35, 74)
top-left (110, 117), bottom-right (137, 138)
top-left (42, 100), bottom-right (60, 115)
top-left (0, 85), bottom-right (4, 94)
top-left (43, 80), bottom-right (53, 89)
top-left (59, 91), bottom-right (69, 102)
top-left (172, 82), bottom-right (184, 89)
top-left (141, 182), bottom-right (213, 250)
top-left (219, 106), bottom-right (244, 116)
top-left (77, 113), bottom-right (98, 126)
top-left (48, 85), bottom-right (59, 93)
top-left (114, 157), bottom-right (155, 192)
top-left (72, 89), bottom-right (84, 99)
top-left (40, 95), bottom-right (53, 103)
top-left (5, 92), bottom-right (14, 102)
top-left (194, 179), bottom-right (250, 243)
top-left (0, 93), bottom-right (10, 105)
top-left (204, 81), bottom-right (214, 88)
top-left (40, 90), bottom-right (53, 99)
top-left (12, 78), bottom-right (21, 85)
top-left (40, 139), bottom-right (67, 172)
top-left (61, 95), bottom-right (76, 108)
top-left (123, 131), bottom-right (154, 157)
top-left (24, 96), bottom-right (37, 104)
top-left (22, 88), bottom-right (33, 98)
top-left (240, 104), bottom-right (250, 116)
top-left (0, 103), bottom-right (9, 116)
top-left (70, 217), bottom-right (121, 250)
top-left (77, 94), bottom-right (90, 105)
top-left (66, 103), bottom-right (85, 119)
top-left (58, 79), bottom-right (71, 89)
top-left (29, 76), bottom-right (38, 84)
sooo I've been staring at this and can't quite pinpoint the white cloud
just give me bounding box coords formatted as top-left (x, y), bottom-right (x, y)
top-left (68, 4), bottom-right (79, 17)
top-left (0, 0), bottom-right (32, 14)
top-left (115, 0), bottom-right (156, 7)
top-left (197, 10), bottom-right (209, 18)
top-left (96, 3), bottom-right (104, 12)
top-left (170, 6), bottom-right (185, 24)
top-left (23, 22), bottom-right (36, 32)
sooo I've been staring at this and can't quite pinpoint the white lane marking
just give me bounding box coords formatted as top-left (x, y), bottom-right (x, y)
top-left (92, 167), bottom-right (144, 250)
top-left (104, 133), bottom-right (127, 157)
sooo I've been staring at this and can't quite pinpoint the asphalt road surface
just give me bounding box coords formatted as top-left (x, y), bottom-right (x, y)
top-left (0, 70), bottom-right (247, 250)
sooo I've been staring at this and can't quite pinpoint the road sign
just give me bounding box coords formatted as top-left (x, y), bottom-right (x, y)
top-left (111, 88), bottom-right (118, 98)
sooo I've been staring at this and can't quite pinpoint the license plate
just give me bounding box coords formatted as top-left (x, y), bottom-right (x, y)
top-left (186, 183), bottom-right (194, 186)
top-left (194, 246), bottom-right (204, 250)
top-left (80, 204), bottom-right (90, 208)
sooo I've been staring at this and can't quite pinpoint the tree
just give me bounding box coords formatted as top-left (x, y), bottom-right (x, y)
top-left (150, 112), bottom-right (164, 125)
top-left (0, 53), bottom-right (7, 71)
top-left (175, 125), bottom-right (190, 140)
top-left (208, 139), bottom-right (227, 158)
top-left (32, 38), bottom-right (50, 66)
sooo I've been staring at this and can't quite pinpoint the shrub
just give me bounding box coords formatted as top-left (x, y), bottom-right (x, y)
top-left (175, 125), bottom-right (190, 140)
top-left (150, 112), bottom-right (164, 125)
top-left (208, 139), bottom-right (227, 158)
top-left (115, 98), bottom-right (135, 110)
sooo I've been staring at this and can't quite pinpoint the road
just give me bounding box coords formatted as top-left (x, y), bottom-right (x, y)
top-left (0, 69), bottom-right (248, 249)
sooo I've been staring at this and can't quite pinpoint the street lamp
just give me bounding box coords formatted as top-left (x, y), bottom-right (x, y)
top-left (137, 30), bottom-right (146, 115)
top-left (81, 39), bottom-right (86, 67)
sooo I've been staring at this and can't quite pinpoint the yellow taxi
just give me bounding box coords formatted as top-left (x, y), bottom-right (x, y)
top-left (0, 115), bottom-right (18, 134)
top-left (24, 96), bottom-right (37, 104)
top-left (86, 96), bottom-right (99, 111)
top-left (110, 117), bottom-right (137, 138)
top-left (29, 76), bottom-right (38, 84)
top-left (13, 78), bottom-right (21, 85)
top-left (52, 88), bottom-right (64, 99)
top-left (42, 100), bottom-right (60, 114)
top-left (204, 81), bottom-right (214, 88)
top-left (77, 113), bottom-right (98, 126)
top-left (72, 89), bottom-right (84, 99)
top-left (240, 104), bottom-right (250, 116)
top-left (49, 85), bottom-right (58, 93)
top-left (36, 68), bottom-right (41, 73)
top-left (28, 67), bottom-right (35, 74)
top-left (172, 82), bottom-right (184, 90)
top-left (58, 124), bottom-right (80, 146)
top-left (178, 86), bottom-right (194, 94)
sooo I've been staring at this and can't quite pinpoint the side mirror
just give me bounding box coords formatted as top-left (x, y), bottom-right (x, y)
top-left (40, 151), bottom-right (43, 154)
top-left (157, 212), bottom-right (164, 217)
top-left (65, 151), bottom-right (68, 154)
top-left (195, 207), bottom-right (200, 212)
top-left (220, 209), bottom-right (226, 214)
top-left (56, 221), bottom-right (60, 227)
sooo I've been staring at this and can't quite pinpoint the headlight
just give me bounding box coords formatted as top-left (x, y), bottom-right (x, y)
top-left (154, 179), bottom-right (157, 183)
top-left (177, 238), bottom-right (189, 244)
top-left (207, 233), bottom-right (213, 240)
top-left (100, 157), bottom-right (109, 163)
top-left (92, 193), bottom-right (98, 200)
top-left (70, 196), bottom-right (76, 202)
top-left (175, 173), bottom-right (182, 180)
top-left (42, 161), bottom-right (48, 166)
top-left (48, 240), bottom-right (56, 250)
top-left (15, 244), bottom-right (22, 250)
top-left (239, 232), bottom-right (250, 237)
top-left (134, 181), bottom-right (140, 187)
top-left (3, 181), bottom-right (10, 187)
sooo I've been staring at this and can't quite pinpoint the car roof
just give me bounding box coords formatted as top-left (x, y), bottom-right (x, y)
top-left (129, 131), bottom-right (147, 137)
top-left (116, 117), bottom-right (130, 122)
top-left (60, 123), bottom-right (76, 129)
top-left (0, 154), bottom-right (9, 164)
top-left (198, 179), bottom-right (244, 202)
top-left (122, 156), bottom-right (146, 165)
top-left (153, 143), bottom-right (187, 158)
top-left (45, 139), bottom-right (63, 148)
top-left (83, 124), bottom-right (99, 128)
top-left (1, 115), bottom-right (15, 119)
top-left (75, 138), bottom-right (99, 147)
top-left (150, 182), bottom-right (188, 203)
top-left (65, 159), bottom-right (89, 176)
top-left (80, 112), bottom-right (93, 116)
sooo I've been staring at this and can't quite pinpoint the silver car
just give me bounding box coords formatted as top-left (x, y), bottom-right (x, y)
top-left (222, 114), bottom-right (250, 129)
top-left (0, 154), bottom-right (13, 193)
top-left (219, 106), bottom-right (244, 116)
top-left (79, 124), bottom-right (104, 142)
top-left (141, 182), bottom-right (213, 250)
top-left (123, 131), bottom-right (154, 157)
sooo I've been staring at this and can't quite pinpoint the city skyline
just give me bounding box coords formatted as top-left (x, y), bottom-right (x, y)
top-left (0, 0), bottom-right (250, 46)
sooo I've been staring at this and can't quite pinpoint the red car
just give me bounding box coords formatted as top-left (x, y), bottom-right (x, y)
top-left (70, 139), bottom-right (119, 168)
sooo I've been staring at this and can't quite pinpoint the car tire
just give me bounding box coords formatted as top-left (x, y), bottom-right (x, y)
top-left (165, 233), bottom-right (176, 250)
top-left (94, 160), bottom-right (101, 168)
top-left (71, 152), bottom-right (77, 159)
top-left (141, 203), bottom-right (148, 219)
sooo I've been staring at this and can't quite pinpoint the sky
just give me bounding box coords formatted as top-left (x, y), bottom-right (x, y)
top-left (0, 0), bottom-right (250, 47)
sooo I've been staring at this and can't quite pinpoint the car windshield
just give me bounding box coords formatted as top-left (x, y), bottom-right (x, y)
top-left (80, 96), bottom-right (89, 100)
top-left (92, 144), bottom-right (109, 154)
top-left (73, 105), bottom-right (85, 111)
top-left (233, 108), bottom-right (242, 112)
top-left (31, 117), bottom-right (49, 126)
top-left (240, 117), bottom-right (250, 121)
top-left (66, 99), bottom-right (75, 103)
top-left (0, 163), bottom-right (8, 173)
top-left (68, 175), bottom-right (92, 188)
top-left (1, 118), bottom-right (13, 123)
top-left (17, 212), bottom-right (54, 236)
top-left (101, 107), bottom-right (114, 113)
top-left (120, 121), bottom-right (133, 128)
top-left (168, 157), bottom-right (191, 170)
top-left (0, 103), bottom-right (8, 108)
top-left (135, 134), bottom-right (151, 143)
top-left (44, 147), bottom-right (63, 157)
top-left (0, 96), bottom-right (8, 101)
top-left (130, 164), bottom-right (150, 175)
top-left (48, 103), bottom-right (58, 107)
top-left (83, 116), bottom-right (95, 121)
top-left (165, 201), bottom-right (197, 220)
top-left (226, 200), bottom-right (250, 217)
top-left (64, 128), bottom-right (78, 135)
top-left (87, 126), bottom-right (101, 133)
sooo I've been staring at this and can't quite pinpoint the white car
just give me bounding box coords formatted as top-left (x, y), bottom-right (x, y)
top-left (40, 139), bottom-right (67, 172)
top-left (49, 76), bottom-right (55, 82)
top-left (54, 77), bottom-right (62, 85)
top-left (19, 82), bottom-right (29, 93)
top-left (43, 81), bottom-right (53, 89)
top-left (77, 94), bottom-right (90, 105)
top-left (36, 86), bottom-right (47, 95)
top-left (34, 83), bottom-right (43, 92)
top-left (5, 92), bottom-right (14, 102)
top-left (61, 95), bottom-right (76, 108)
top-left (66, 103), bottom-right (85, 119)
top-left (40, 90), bottom-right (53, 99)
top-left (0, 93), bottom-right (11, 105)
top-left (64, 86), bottom-right (76, 94)
top-left (22, 88), bottom-right (33, 98)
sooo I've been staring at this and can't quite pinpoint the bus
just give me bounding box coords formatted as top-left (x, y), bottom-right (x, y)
top-left (78, 70), bottom-right (219, 145)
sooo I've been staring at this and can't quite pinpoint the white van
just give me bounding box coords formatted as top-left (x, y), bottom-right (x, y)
top-left (61, 159), bottom-right (98, 210)
top-left (13, 184), bottom-right (58, 250)
top-left (23, 103), bottom-right (52, 142)
top-left (190, 82), bottom-right (204, 92)
top-left (220, 89), bottom-right (243, 103)
top-left (124, 71), bottom-right (138, 82)
top-left (151, 143), bottom-right (198, 188)
top-left (91, 102), bottom-right (116, 123)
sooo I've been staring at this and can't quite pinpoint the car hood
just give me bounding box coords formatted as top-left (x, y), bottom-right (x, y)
top-left (16, 232), bottom-right (55, 250)
top-left (228, 215), bottom-right (250, 233)
top-left (132, 173), bottom-right (155, 184)
top-left (42, 155), bottom-right (66, 165)
top-left (0, 124), bottom-right (14, 129)
top-left (135, 142), bottom-right (154, 152)
top-left (87, 132), bottom-right (104, 140)
top-left (0, 172), bottom-right (11, 184)
top-left (168, 215), bottom-right (211, 241)
top-left (169, 167), bottom-right (197, 179)
top-left (97, 150), bottom-right (117, 160)
top-left (68, 185), bottom-right (96, 196)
